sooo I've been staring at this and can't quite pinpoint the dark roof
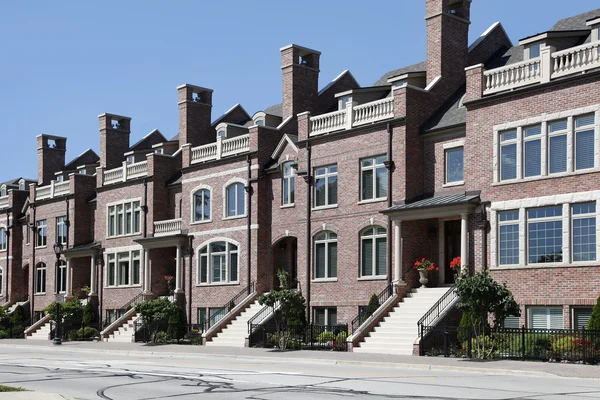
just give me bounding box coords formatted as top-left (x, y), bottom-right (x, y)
top-left (422, 87), bottom-right (466, 133)
top-left (63, 241), bottom-right (101, 253)
top-left (130, 129), bottom-right (167, 151)
top-left (170, 133), bottom-right (179, 141)
top-left (0, 177), bottom-right (35, 188)
top-left (485, 45), bottom-right (524, 69)
top-left (166, 171), bottom-right (182, 187)
top-left (552, 8), bottom-right (600, 31)
top-left (373, 61), bottom-right (427, 86)
top-left (384, 193), bottom-right (480, 214)
top-left (64, 149), bottom-right (99, 170)
top-left (264, 103), bottom-right (283, 117)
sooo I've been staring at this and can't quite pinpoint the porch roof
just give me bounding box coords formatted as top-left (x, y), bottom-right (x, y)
top-left (382, 192), bottom-right (480, 221)
top-left (62, 241), bottom-right (102, 259)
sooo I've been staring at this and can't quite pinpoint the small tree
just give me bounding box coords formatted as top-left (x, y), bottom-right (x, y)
top-left (361, 294), bottom-right (379, 324)
top-left (258, 269), bottom-right (306, 350)
top-left (82, 302), bottom-right (96, 325)
top-left (135, 298), bottom-right (180, 344)
top-left (0, 306), bottom-right (7, 322)
top-left (455, 270), bottom-right (520, 359)
top-left (588, 296), bottom-right (600, 331)
top-left (10, 305), bottom-right (26, 324)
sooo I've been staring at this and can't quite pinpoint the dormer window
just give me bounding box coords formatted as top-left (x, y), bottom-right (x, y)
top-left (126, 155), bottom-right (135, 165)
top-left (155, 148), bottom-right (164, 155)
top-left (218, 130), bottom-right (226, 138)
top-left (527, 43), bottom-right (541, 59)
top-left (79, 169), bottom-right (86, 175)
top-left (0, 186), bottom-right (6, 197)
top-left (339, 96), bottom-right (351, 110)
top-left (56, 175), bottom-right (64, 183)
top-left (18, 180), bottom-right (25, 190)
top-left (256, 120), bottom-right (264, 126)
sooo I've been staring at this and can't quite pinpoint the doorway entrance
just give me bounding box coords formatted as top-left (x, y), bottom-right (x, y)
top-left (272, 237), bottom-right (297, 289)
top-left (444, 220), bottom-right (461, 284)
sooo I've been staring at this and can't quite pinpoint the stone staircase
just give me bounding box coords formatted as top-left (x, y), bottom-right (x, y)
top-left (26, 320), bottom-right (52, 340)
top-left (354, 287), bottom-right (450, 355)
top-left (206, 299), bottom-right (267, 347)
top-left (105, 313), bottom-right (141, 342)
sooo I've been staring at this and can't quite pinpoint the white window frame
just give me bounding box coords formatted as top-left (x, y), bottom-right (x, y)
top-left (527, 306), bottom-right (564, 329)
top-left (313, 231), bottom-right (337, 280)
top-left (548, 119), bottom-right (568, 175)
top-left (360, 156), bottom-right (387, 201)
top-left (223, 178), bottom-right (247, 219)
top-left (497, 210), bottom-right (520, 266)
top-left (0, 186), bottom-right (5, 197)
top-left (196, 238), bottom-right (240, 285)
top-left (571, 202), bottom-right (596, 263)
top-left (443, 141), bottom-right (465, 185)
top-left (105, 250), bottom-right (141, 288)
top-left (314, 165), bottom-right (338, 208)
top-left (499, 129), bottom-right (518, 182)
top-left (56, 260), bottom-right (67, 294)
top-left (0, 227), bottom-right (6, 252)
top-left (313, 307), bottom-right (337, 326)
top-left (523, 124), bottom-right (542, 178)
top-left (56, 216), bottom-right (67, 245)
top-left (0, 267), bottom-right (3, 296)
top-left (527, 206), bottom-right (563, 264)
top-left (18, 179), bottom-right (25, 190)
top-left (36, 220), bottom-right (47, 248)
top-left (282, 162), bottom-right (296, 206)
top-left (106, 199), bottom-right (142, 238)
top-left (360, 226), bottom-right (387, 278)
top-left (574, 114), bottom-right (595, 171)
top-left (191, 185), bottom-right (212, 224)
top-left (35, 263), bottom-right (46, 294)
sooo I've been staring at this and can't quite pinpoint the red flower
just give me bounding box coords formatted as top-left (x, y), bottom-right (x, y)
top-left (449, 257), bottom-right (461, 270)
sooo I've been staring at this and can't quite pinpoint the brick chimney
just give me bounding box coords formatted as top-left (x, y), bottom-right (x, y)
top-left (425, 0), bottom-right (471, 86)
top-left (177, 84), bottom-right (213, 148)
top-left (37, 134), bottom-right (66, 186)
top-left (99, 113), bottom-right (131, 169)
top-left (281, 44), bottom-right (320, 120)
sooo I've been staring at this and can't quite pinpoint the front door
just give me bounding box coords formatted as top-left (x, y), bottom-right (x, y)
top-left (444, 220), bottom-right (461, 284)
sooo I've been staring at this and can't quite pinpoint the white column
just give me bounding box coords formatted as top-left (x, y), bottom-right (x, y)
top-left (394, 221), bottom-right (401, 282)
top-left (143, 249), bottom-right (150, 293)
top-left (460, 213), bottom-right (469, 274)
top-left (65, 259), bottom-right (72, 297)
top-left (175, 245), bottom-right (182, 293)
top-left (89, 256), bottom-right (97, 296)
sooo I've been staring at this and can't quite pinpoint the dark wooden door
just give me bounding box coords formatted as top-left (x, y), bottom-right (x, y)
top-left (445, 220), bottom-right (461, 284)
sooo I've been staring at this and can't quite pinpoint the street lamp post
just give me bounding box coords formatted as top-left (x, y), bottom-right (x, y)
top-left (53, 242), bottom-right (63, 346)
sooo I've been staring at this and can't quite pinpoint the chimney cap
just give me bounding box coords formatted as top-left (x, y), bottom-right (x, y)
top-left (98, 113), bottom-right (131, 120)
top-left (176, 84), bottom-right (214, 93)
top-left (279, 44), bottom-right (321, 56)
top-left (36, 134), bottom-right (68, 140)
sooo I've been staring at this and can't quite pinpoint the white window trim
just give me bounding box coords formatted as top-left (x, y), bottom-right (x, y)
top-left (314, 165), bottom-right (338, 207)
top-left (196, 237), bottom-right (241, 286)
top-left (190, 184), bottom-right (213, 224)
top-left (360, 226), bottom-right (387, 278)
top-left (527, 306), bottom-right (564, 329)
top-left (56, 260), bottom-right (67, 294)
top-left (0, 225), bottom-right (7, 252)
top-left (56, 216), bottom-right (67, 246)
top-left (0, 267), bottom-right (3, 296)
top-left (490, 190), bottom-right (600, 269)
top-left (360, 156), bottom-right (387, 202)
top-left (222, 177), bottom-right (248, 220)
top-left (106, 198), bottom-right (142, 239)
top-left (443, 140), bottom-right (465, 187)
top-left (105, 249), bottom-right (142, 288)
top-left (313, 306), bottom-right (337, 325)
top-left (493, 105), bottom-right (600, 184)
top-left (35, 263), bottom-right (47, 294)
top-left (313, 231), bottom-right (337, 280)
top-left (282, 162), bottom-right (296, 206)
top-left (496, 210), bottom-right (520, 267)
top-left (35, 220), bottom-right (47, 249)
top-left (571, 203), bottom-right (596, 263)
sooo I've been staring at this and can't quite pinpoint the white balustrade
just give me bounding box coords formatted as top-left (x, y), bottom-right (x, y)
top-left (353, 97), bottom-right (394, 126)
top-left (103, 160), bottom-right (148, 186)
top-left (0, 196), bottom-right (8, 209)
top-left (103, 168), bottom-right (123, 185)
top-left (154, 218), bottom-right (183, 237)
top-left (34, 185), bottom-right (52, 200)
top-left (483, 57), bottom-right (542, 95)
top-left (126, 161), bottom-right (148, 179)
top-left (309, 109), bottom-right (346, 136)
top-left (191, 143), bottom-right (218, 163)
top-left (34, 180), bottom-right (71, 200)
top-left (551, 40), bottom-right (600, 79)
top-left (190, 134), bottom-right (250, 165)
top-left (221, 134), bottom-right (250, 157)
top-left (53, 181), bottom-right (70, 197)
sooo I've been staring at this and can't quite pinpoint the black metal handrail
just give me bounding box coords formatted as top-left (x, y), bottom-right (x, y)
top-left (247, 303), bottom-right (277, 334)
top-left (208, 281), bottom-right (255, 328)
top-left (103, 292), bottom-right (146, 329)
top-left (350, 282), bottom-right (394, 333)
top-left (417, 285), bottom-right (457, 333)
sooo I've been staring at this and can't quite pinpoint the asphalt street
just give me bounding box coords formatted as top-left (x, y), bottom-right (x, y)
top-left (0, 346), bottom-right (599, 399)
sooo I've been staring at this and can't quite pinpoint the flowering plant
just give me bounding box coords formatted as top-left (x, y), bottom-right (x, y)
top-left (449, 257), bottom-right (461, 270)
top-left (164, 275), bottom-right (174, 282)
top-left (413, 258), bottom-right (438, 271)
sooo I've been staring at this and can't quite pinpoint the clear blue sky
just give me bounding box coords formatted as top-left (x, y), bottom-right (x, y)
top-left (1, 0), bottom-right (599, 181)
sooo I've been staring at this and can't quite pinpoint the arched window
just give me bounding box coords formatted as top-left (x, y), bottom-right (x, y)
top-left (18, 180), bottom-right (25, 191)
top-left (360, 226), bottom-right (387, 277)
top-left (36, 263), bottom-right (46, 294)
top-left (56, 260), bottom-right (67, 293)
top-left (282, 162), bottom-right (295, 206)
top-left (0, 186), bottom-right (6, 197)
top-left (193, 189), bottom-right (211, 222)
top-left (225, 182), bottom-right (245, 217)
top-left (0, 228), bottom-right (6, 251)
top-left (198, 241), bottom-right (239, 284)
top-left (314, 231), bottom-right (337, 279)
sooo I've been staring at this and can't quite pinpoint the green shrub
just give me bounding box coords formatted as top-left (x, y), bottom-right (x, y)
top-left (335, 331), bottom-right (348, 344)
top-left (67, 326), bottom-right (99, 341)
top-left (507, 333), bottom-right (552, 357)
top-left (588, 296), bottom-right (600, 331)
top-left (152, 331), bottom-right (169, 344)
top-left (457, 311), bottom-right (489, 344)
top-left (316, 331), bottom-right (335, 342)
top-left (166, 307), bottom-right (186, 341)
top-left (0, 330), bottom-right (8, 339)
top-left (462, 335), bottom-right (493, 353)
top-left (10, 305), bottom-right (26, 324)
top-left (184, 329), bottom-right (202, 345)
top-left (364, 294), bottom-right (379, 320)
top-left (82, 302), bottom-right (96, 325)
top-left (552, 335), bottom-right (577, 354)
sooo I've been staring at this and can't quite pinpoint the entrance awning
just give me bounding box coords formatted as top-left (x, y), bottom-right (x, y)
top-left (135, 234), bottom-right (189, 250)
top-left (62, 241), bottom-right (102, 259)
top-left (382, 191), bottom-right (480, 221)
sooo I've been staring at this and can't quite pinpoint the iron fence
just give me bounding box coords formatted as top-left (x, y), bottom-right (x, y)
top-left (0, 319), bottom-right (26, 339)
top-left (249, 323), bottom-right (348, 351)
top-left (208, 281), bottom-right (255, 328)
top-left (420, 325), bottom-right (600, 364)
top-left (134, 322), bottom-right (206, 345)
top-left (350, 282), bottom-right (393, 333)
top-left (49, 321), bottom-right (101, 341)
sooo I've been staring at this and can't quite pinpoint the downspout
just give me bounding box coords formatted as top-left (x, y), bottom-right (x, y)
top-left (481, 201), bottom-right (490, 271)
top-left (30, 204), bottom-right (36, 320)
top-left (143, 179), bottom-right (148, 238)
top-left (246, 155), bottom-right (252, 293)
top-left (4, 210), bottom-right (10, 303)
top-left (65, 197), bottom-right (70, 249)
top-left (188, 235), bottom-right (193, 325)
top-left (385, 123), bottom-right (393, 287)
top-left (305, 142), bottom-right (312, 322)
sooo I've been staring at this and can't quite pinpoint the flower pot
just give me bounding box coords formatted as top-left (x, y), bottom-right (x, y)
top-left (418, 270), bottom-right (428, 287)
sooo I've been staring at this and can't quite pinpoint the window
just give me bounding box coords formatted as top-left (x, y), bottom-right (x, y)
top-left (0, 186), bottom-right (5, 197)
top-left (225, 183), bottom-right (245, 217)
top-left (314, 231), bottom-right (337, 279)
top-left (0, 268), bottom-right (3, 296)
top-left (36, 220), bottom-right (47, 247)
top-left (282, 162), bottom-right (295, 205)
top-left (0, 228), bottom-right (6, 251)
top-left (198, 241), bottom-right (239, 284)
top-left (572, 307), bottom-right (593, 329)
top-left (523, 125), bottom-right (541, 177)
top-left (528, 307), bottom-right (563, 329)
top-left (19, 180), bottom-right (25, 190)
top-left (106, 251), bottom-right (141, 287)
top-left (193, 189), bottom-right (211, 222)
top-left (498, 211), bottom-right (519, 265)
top-left (527, 206), bottom-right (562, 264)
top-left (528, 43), bottom-right (541, 59)
top-left (255, 119), bottom-right (264, 126)
top-left (79, 169), bottom-right (86, 174)
top-left (361, 156), bottom-right (387, 200)
top-left (107, 200), bottom-right (141, 237)
top-left (56, 175), bottom-right (64, 182)
top-left (155, 148), bottom-right (164, 155)
top-left (56, 260), bottom-right (66, 293)
top-left (445, 147), bottom-right (464, 183)
top-left (126, 155), bottom-right (135, 165)
top-left (217, 130), bottom-right (226, 138)
top-left (26, 215), bottom-right (30, 245)
top-left (500, 130), bottom-right (517, 180)
top-left (314, 165), bottom-right (338, 207)
top-left (209, 307), bottom-right (226, 327)
top-left (503, 315), bottom-right (520, 329)
top-left (549, 119), bottom-right (567, 174)
top-left (575, 114), bottom-right (595, 171)
top-left (313, 307), bottom-right (337, 325)
top-left (197, 308), bottom-right (207, 330)
top-left (360, 226), bottom-right (386, 277)
top-left (572, 203), bottom-right (596, 262)
top-left (36, 263), bottom-right (46, 294)
top-left (56, 216), bottom-right (67, 245)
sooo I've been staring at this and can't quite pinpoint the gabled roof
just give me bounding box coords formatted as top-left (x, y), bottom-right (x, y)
top-left (212, 103), bottom-right (251, 127)
top-left (373, 61), bottom-right (427, 86)
top-left (64, 148), bottom-right (99, 170)
top-left (552, 8), bottom-right (600, 31)
top-left (422, 87), bottom-right (466, 133)
top-left (129, 129), bottom-right (167, 151)
top-left (319, 70), bottom-right (359, 95)
top-left (264, 103), bottom-right (283, 118)
top-left (271, 134), bottom-right (299, 161)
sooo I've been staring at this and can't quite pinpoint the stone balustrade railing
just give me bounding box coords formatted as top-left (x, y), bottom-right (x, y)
top-left (53, 181), bottom-right (70, 197)
top-left (309, 97), bottom-right (394, 137)
top-left (154, 218), bottom-right (183, 237)
top-left (0, 196), bottom-right (8, 209)
top-left (35, 180), bottom-right (71, 201)
top-left (191, 134), bottom-right (250, 164)
top-left (482, 40), bottom-right (600, 95)
top-left (103, 161), bottom-right (148, 185)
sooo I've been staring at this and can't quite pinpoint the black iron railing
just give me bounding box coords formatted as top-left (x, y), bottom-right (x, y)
top-left (134, 322), bottom-right (206, 344)
top-left (420, 325), bottom-right (600, 364)
top-left (249, 323), bottom-right (348, 351)
top-left (49, 321), bottom-right (101, 341)
top-left (247, 303), bottom-right (277, 334)
top-left (350, 282), bottom-right (394, 333)
top-left (0, 319), bottom-right (27, 339)
top-left (208, 281), bottom-right (255, 328)
top-left (103, 292), bottom-right (146, 329)
top-left (417, 285), bottom-right (457, 332)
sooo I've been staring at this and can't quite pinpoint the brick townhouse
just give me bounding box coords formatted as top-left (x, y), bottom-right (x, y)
top-left (2, 0), bottom-right (599, 353)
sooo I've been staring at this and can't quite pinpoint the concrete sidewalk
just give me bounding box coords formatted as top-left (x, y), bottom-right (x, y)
top-left (0, 339), bottom-right (599, 380)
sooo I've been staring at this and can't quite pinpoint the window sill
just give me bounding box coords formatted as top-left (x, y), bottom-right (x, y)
top-left (35, 246), bottom-right (47, 249)
top-left (312, 204), bottom-right (338, 211)
top-left (222, 215), bottom-right (247, 221)
top-left (190, 219), bottom-right (212, 226)
top-left (196, 282), bottom-right (240, 287)
top-left (106, 232), bottom-right (142, 240)
top-left (34, 293), bottom-right (46, 296)
top-left (105, 284), bottom-right (143, 289)
top-left (357, 198), bottom-right (387, 205)
top-left (0, 249), bottom-right (6, 253)
top-left (280, 204), bottom-right (295, 209)
top-left (493, 167), bottom-right (600, 186)
top-left (492, 261), bottom-right (600, 270)
top-left (357, 276), bottom-right (387, 281)
top-left (443, 180), bottom-right (464, 188)
top-left (311, 278), bottom-right (338, 283)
